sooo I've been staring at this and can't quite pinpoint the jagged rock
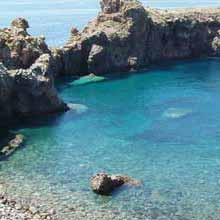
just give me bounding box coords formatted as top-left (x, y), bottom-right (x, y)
top-left (8, 54), bottom-right (68, 117)
top-left (63, 30), bottom-right (108, 75)
top-left (11, 18), bottom-right (29, 30)
top-left (2, 1), bottom-right (220, 123)
top-left (0, 19), bottom-right (68, 123)
top-left (63, 0), bottom-right (220, 75)
top-left (100, 0), bottom-right (121, 14)
top-left (71, 27), bottom-right (79, 36)
top-left (88, 45), bottom-right (107, 74)
top-left (0, 18), bottom-right (50, 70)
top-left (91, 173), bottom-right (140, 195)
top-left (0, 54), bottom-right (68, 122)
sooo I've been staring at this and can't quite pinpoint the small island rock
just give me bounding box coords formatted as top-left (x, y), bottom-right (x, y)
top-left (91, 173), bottom-right (140, 195)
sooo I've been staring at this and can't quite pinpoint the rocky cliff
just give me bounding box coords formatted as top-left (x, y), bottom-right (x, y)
top-left (0, 18), bottom-right (50, 70)
top-left (0, 55), bottom-right (67, 121)
top-left (0, 19), bottom-right (67, 122)
top-left (62, 0), bottom-right (220, 75)
top-left (2, 1), bottom-right (220, 122)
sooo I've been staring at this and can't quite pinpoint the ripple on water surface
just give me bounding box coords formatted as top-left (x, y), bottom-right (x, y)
top-left (1, 59), bottom-right (220, 219)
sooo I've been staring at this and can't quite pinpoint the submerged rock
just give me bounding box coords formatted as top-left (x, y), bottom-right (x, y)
top-left (67, 103), bottom-right (88, 114)
top-left (163, 108), bottom-right (192, 119)
top-left (91, 173), bottom-right (140, 195)
top-left (72, 73), bottom-right (106, 86)
top-left (1, 134), bottom-right (25, 156)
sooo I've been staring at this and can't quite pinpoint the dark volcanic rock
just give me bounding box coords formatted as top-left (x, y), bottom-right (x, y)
top-left (91, 173), bottom-right (140, 195)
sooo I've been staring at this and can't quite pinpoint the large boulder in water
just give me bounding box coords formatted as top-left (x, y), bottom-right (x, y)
top-left (91, 173), bottom-right (140, 195)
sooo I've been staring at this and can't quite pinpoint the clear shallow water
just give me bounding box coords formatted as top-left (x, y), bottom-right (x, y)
top-left (2, 0), bottom-right (220, 219)
top-left (1, 58), bottom-right (220, 219)
top-left (0, 0), bottom-right (220, 46)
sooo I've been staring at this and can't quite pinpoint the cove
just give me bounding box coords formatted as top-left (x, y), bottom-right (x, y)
top-left (1, 58), bottom-right (220, 219)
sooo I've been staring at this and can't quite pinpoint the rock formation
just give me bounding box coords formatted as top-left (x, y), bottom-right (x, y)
top-left (62, 0), bottom-right (220, 75)
top-left (0, 18), bottom-right (50, 70)
top-left (91, 173), bottom-right (140, 195)
top-left (0, 19), bottom-right (67, 123)
top-left (100, 0), bottom-right (121, 14)
top-left (0, 55), bottom-right (67, 122)
top-left (2, 0), bottom-right (220, 123)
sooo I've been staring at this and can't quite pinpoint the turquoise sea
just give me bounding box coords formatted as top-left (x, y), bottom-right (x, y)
top-left (1, 1), bottom-right (220, 220)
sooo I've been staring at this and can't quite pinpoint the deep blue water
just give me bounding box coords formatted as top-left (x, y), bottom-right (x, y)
top-left (1, 1), bottom-right (220, 220)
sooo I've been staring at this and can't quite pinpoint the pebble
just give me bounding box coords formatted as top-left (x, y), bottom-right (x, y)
top-left (0, 194), bottom-right (56, 220)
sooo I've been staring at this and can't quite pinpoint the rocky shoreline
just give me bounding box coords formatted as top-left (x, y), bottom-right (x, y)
top-left (1, 0), bottom-right (220, 122)
top-left (1, 0), bottom-right (220, 219)
top-left (0, 193), bottom-right (56, 220)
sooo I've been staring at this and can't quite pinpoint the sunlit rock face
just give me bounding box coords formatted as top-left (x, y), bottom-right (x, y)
top-left (0, 18), bottom-right (50, 70)
top-left (0, 19), bottom-right (68, 123)
top-left (63, 0), bottom-right (220, 75)
top-left (0, 55), bottom-right (68, 123)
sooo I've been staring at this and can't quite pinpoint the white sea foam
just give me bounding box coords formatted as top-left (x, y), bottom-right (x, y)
top-left (72, 74), bottom-right (106, 86)
top-left (67, 103), bottom-right (88, 114)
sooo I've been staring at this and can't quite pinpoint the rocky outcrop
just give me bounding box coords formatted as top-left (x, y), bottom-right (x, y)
top-left (62, 0), bottom-right (220, 75)
top-left (91, 173), bottom-right (140, 195)
top-left (2, 1), bottom-right (220, 122)
top-left (0, 18), bottom-right (50, 70)
top-left (0, 54), bottom-right (68, 122)
top-left (100, 0), bottom-right (121, 14)
top-left (0, 19), bottom-right (68, 123)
